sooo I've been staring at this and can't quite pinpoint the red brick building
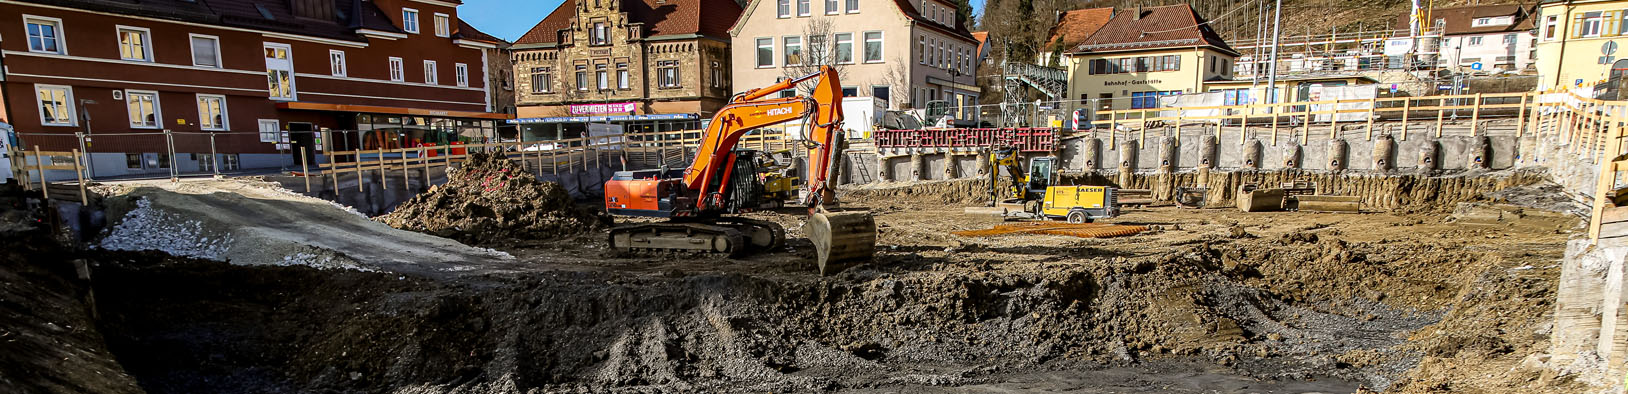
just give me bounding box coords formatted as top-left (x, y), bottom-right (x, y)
top-left (0, 0), bottom-right (506, 178)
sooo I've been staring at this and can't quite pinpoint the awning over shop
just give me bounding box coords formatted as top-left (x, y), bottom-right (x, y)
top-left (276, 102), bottom-right (511, 120)
top-left (509, 113), bottom-right (700, 124)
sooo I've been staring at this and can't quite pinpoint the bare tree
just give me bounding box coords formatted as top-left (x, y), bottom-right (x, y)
top-left (782, 18), bottom-right (847, 95)
top-left (876, 56), bottom-right (912, 109)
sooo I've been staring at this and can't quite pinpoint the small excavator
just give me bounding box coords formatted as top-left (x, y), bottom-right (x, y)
top-left (982, 147), bottom-right (1119, 223)
top-left (602, 66), bottom-right (876, 274)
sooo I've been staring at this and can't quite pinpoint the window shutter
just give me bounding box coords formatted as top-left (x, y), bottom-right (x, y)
top-left (1601, 11), bottom-right (1614, 36)
top-left (1574, 15), bottom-right (1586, 38)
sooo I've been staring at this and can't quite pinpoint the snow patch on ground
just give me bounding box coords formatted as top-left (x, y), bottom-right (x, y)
top-left (99, 198), bottom-right (232, 260)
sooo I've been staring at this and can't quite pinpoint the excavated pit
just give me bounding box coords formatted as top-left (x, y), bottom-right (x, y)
top-left (2, 169), bottom-right (1590, 393)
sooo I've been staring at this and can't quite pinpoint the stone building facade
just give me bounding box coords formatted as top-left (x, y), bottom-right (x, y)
top-left (509, 0), bottom-right (743, 138)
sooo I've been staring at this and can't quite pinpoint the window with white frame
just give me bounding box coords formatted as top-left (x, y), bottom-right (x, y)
top-left (918, 36), bottom-right (926, 64)
top-left (864, 31), bottom-right (883, 63)
top-left (389, 57), bottom-right (404, 81)
top-left (711, 61), bottom-right (722, 88)
top-left (1503, 33), bottom-right (1517, 45)
top-left (657, 61), bottom-right (679, 88)
top-left (455, 63), bottom-right (468, 87)
top-left (834, 33), bottom-right (854, 64)
top-left (576, 64), bottom-right (588, 91)
top-left (617, 62), bottom-right (629, 89)
top-left (756, 37), bottom-right (775, 67)
top-left (264, 43), bottom-right (295, 100)
top-left (846, 0), bottom-right (858, 13)
top-left (1545, 15), bottom-right (1558, 40)
top-left (424, 60), bottom-right (438, 84)
top-left (191, 34), bottom-right (220, 67)
top-left (590, 21), bottom-right (609, 45)
top-left (125, 90), bottom-right (160, 128)
top-left (258, 119), bottom-right (279, 143)
top-left (25, 16), bottom-right (64, 54)
top-left (777, 0), bottom-right (790, 18)
top-left (596, 63), bottom-right (608, 90)
top-left (1468, 36), bottom-right (1483, 46)
top-left (531, 67), bottom-right (552, 93)
top-left (34, 84), bottom-right (75, 126)
top-left (825, 0), bottom-right (838, 14)
top-left (1583, 11), bottom-right (1604, 37)
top-left (118, 26), bottom-right (152, 62)
top-left (434, 13), bottom-right (450, 37)
top-left (784, 36), bottom-right (802, 66)
top-left (797, 0), bottom-right (810, 16)
top-left (196, 94), bottom-right (228, 131)
top-left (329, 50), bottom-right (347, 77)
top-left (403, 8), bottom-right (420, 33)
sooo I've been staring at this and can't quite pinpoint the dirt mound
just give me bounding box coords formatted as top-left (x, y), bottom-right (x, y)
top-left (379, 153), bottom-right (607, 246)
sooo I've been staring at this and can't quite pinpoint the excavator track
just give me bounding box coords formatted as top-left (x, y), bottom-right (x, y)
top-left (608, 218), bottom-right (785, 258)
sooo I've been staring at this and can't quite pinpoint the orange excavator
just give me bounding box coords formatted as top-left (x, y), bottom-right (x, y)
top-left (603, 66), bottom-right (876, 274)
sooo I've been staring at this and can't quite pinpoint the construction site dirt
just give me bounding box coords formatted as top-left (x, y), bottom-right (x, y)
top-left (2, 172), bottom-right (1590, 393)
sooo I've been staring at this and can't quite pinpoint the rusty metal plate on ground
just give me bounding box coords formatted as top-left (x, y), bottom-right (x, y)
top-left (952, 222), bottom-right (1149, 239)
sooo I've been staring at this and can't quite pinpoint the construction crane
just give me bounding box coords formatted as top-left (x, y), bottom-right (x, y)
top-left (602, 66), bottom-right (876, 275)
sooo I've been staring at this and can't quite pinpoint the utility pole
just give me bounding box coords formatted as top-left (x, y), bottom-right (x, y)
top-left (1266, 0), bottom-right (1282, 104)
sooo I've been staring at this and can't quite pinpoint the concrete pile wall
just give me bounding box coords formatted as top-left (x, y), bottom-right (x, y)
top-left (857, 119), bottom-right (1526, 186)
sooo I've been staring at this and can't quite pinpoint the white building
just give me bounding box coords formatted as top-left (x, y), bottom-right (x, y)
top-left (1397, 5), bottom-right (1537, 73)
top-left (729, 0), bottom-right (980, 112)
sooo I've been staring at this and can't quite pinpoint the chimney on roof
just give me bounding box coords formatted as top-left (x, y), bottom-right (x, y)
top-left (1134, 5), bottom-right (1142, 20)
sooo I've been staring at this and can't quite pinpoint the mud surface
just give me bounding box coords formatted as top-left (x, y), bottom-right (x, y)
top-left (378, 153), bottom-right (607, 246)
top-left (0, 169), bottom-right (1589, 393)
top-left (0, 184), bottom-right (141, 393)
top-left (63, 177), bottom-right (1581, 393)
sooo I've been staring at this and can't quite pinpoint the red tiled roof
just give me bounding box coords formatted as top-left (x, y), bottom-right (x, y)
top-left (972, 31), bottom-right (988, 57)
top-left (1392, 5), bottom-right (1534, 36)
top-left (514, 0), bottom-right (743, 45)
top-left (1047, 7), bottom-right (1114, 49)
top-left (1069, 4), bottom-right (1236, 56)
top-left (454, 18), bottom-right (504, 44)
top-left (892, 0), bottom-right (976, 41)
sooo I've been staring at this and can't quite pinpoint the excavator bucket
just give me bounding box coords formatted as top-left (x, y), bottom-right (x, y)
top-left (807, 211), bottom-right (877, 275)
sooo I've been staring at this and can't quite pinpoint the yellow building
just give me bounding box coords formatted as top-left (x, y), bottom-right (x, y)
top-left (1534, 0), bottom-right (1628, 90)
top-left (1062, 5), bottom-right (1238, 112)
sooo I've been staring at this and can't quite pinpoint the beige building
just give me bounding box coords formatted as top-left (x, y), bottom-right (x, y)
top-left (1063, 5), bottom-right (1238, 112)
top-left (509, 0), bottom-right (742, 139)
top-left (728, 0), bottom-right (980, 112)
top-left (1534, 0), bottom-right (1628, 91)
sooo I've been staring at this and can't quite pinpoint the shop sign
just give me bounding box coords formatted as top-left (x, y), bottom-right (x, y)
top-left (570, 102), bottom-right (637, 115)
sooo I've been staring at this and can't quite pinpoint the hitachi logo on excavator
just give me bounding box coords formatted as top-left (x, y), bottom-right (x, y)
top-left (766, 107), bottom-right (794, 116)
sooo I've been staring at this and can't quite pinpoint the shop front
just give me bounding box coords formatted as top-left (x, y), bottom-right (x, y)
top-left (273, 102), bottom-right (509, 162)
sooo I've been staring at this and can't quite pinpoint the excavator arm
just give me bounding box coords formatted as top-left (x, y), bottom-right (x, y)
top-left (683, 66), bottom-right (846, 212)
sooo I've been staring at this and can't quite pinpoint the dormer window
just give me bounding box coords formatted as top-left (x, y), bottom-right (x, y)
top-left (402, 8), bottom-right (420, 33)
top-left (1471, 16), bottom-right (1513, 27)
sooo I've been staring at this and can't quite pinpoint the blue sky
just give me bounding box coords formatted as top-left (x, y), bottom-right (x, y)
top-left (461, 0), bottom-right (985, 42)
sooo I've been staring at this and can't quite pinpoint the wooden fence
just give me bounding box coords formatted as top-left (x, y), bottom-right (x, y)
top-left (1091, 91), bottom-right (1537, 145)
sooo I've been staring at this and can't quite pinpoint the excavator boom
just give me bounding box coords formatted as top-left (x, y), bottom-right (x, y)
top-left (604, 66), bottom-right (875, 274)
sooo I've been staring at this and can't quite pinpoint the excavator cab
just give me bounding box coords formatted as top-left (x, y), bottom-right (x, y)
top-left (1025, 157), bottom-right (1057, 200)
